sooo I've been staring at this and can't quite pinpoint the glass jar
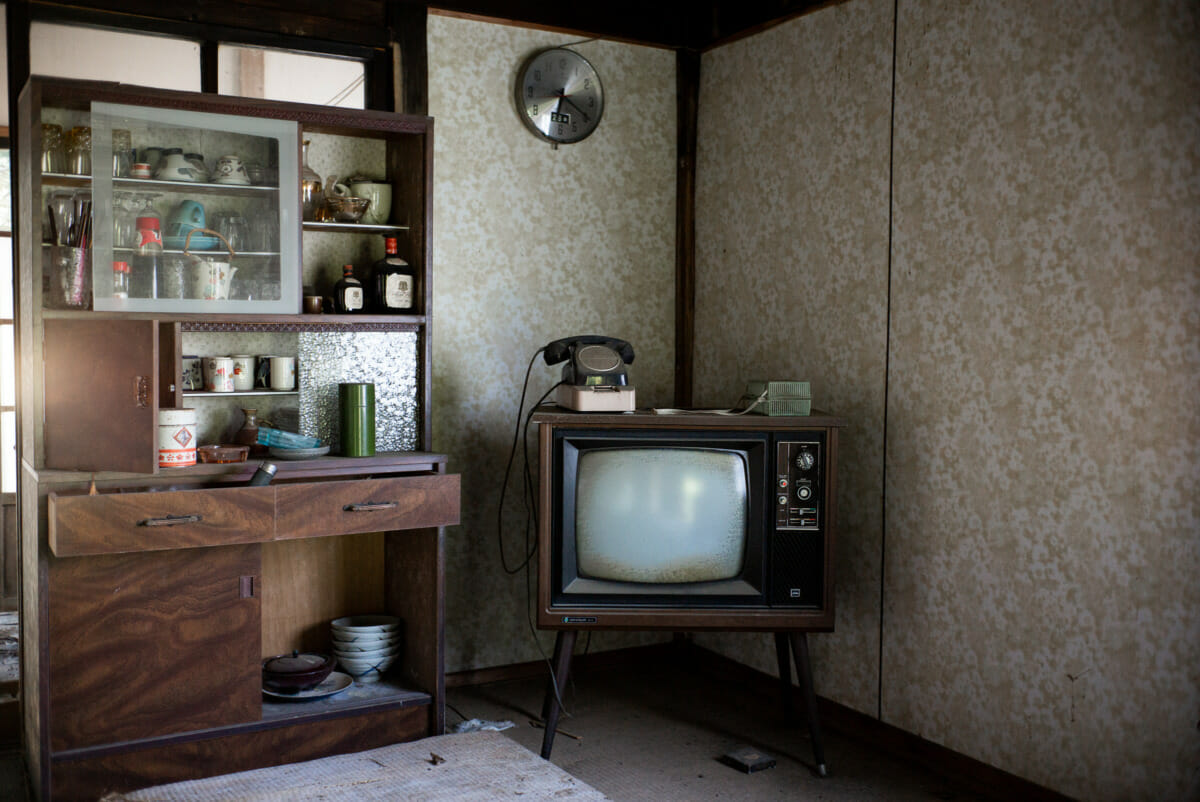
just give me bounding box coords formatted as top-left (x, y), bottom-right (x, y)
top-left (112, 129), bottom-right (133, 178)
top-left (66, 126), bottom-right (91, 175)
top-left (300, 139), bottom-right (323, 222)
top-left (112, 261), bottom-right (130, 299)
top-left (41, 124), bottom-right (67, 174)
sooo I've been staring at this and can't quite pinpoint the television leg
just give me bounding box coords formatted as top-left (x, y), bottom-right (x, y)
top-left (789, 632), bottom-right (828, 777)
top-left (774, 632), bottom-right (797, 719)
top-left (540, 630), bottom-right (577, 760)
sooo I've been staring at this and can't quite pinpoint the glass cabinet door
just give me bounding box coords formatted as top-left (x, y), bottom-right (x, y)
top-left (88, 102), bottom-right (300, 314)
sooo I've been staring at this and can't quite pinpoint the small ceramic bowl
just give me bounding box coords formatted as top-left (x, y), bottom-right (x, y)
top-left (336, 653), bottom-right (396, 683)
top-left (331, 615), bottom-right (400, 632)
top-left (333, 642), bottom-right (401, 658)
top-left (333, 635), bottom-right (400, 651)
top-left (196, 444), bottom-right (249, 463)
top-left (332, 631), bottom-right (397, 647)
top-left (325, 195), bottom-right (370, 223)
top-left (262, 651), bottom-right (336, 693)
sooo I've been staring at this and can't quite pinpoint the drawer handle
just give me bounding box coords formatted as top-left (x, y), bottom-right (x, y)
top-left (139, 513), bottom-right (203, 527)
top-left (344, 501), bottom-right (398, 513)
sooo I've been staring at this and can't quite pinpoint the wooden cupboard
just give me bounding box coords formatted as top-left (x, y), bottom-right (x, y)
top-left (17, 77), bottom-right (456, 800)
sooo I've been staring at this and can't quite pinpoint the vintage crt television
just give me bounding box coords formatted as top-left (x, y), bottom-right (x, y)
top-left (534, 409), bottom-right (844, 632)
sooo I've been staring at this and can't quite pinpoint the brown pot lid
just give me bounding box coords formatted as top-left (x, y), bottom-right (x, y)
top-left (263, 650), bottom-right (329, 675)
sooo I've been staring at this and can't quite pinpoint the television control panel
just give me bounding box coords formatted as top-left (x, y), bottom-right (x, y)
top-left (775, 439), bottom-right (821, 531)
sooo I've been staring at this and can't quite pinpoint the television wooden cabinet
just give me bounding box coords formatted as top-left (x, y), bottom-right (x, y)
top-left (532, 409), bottom-right (844, 775)
top-left (17, 78), bottom-right (457, 800)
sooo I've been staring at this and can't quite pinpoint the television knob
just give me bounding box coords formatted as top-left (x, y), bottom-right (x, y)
top-left (795, 450), bottom-right (816, 471)
top-left (778, 478), bottom-right (788, 489)
top-left (796, 484), bottom-right (813, 501)
top-left (777, 495), bottom-right (788, 506)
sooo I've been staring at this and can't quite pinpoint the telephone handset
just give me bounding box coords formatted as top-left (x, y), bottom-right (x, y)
top-left (544, 336), bottom-right (634, 369)
top-left (542, 335), bottom-right (637, 412)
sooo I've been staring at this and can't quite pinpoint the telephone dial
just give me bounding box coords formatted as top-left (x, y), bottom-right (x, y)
top-left (543, 335), bottom-right (636, 412)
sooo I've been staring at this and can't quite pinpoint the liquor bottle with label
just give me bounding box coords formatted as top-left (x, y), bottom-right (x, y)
top-left (333, 264), bottom-right (365, 313)
top-left (369, 236), bottom-right (417, 313)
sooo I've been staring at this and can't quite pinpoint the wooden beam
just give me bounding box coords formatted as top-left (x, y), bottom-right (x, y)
top-left (390, 3), bottom-right (428, 116)
top-left (423, 0), bottom-right (693, 49)
top-left (703, 0), bottom-right (849, 50)
top-left (674, 48), bottom-right (699, 408)
top-left (30, 1), bottom-right (390, 54)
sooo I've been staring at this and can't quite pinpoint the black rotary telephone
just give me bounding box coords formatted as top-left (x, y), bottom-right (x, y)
top-left (543, 335), bottom-right (635, 387)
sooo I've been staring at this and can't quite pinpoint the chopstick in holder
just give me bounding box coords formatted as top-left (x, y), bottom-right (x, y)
top-left (47, 204), bottom-right (58, 246)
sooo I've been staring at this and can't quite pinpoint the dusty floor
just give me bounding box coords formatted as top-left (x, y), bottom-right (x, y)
top-left (446, 657), bottom-right (993, 802)
top-left (0, 649), bottom-right (1000, 801)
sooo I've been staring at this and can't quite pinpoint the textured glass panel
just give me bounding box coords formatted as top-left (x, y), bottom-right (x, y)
top-left (575, 448), bottom-right (747, 583)
top-left (298, 331), bottom-right (419, 453)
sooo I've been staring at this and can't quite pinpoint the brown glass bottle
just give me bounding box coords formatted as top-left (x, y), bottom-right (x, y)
top-left (333, 264), bottom-right (365, 313)
top-left (369, 237), bottom-right (417, 313)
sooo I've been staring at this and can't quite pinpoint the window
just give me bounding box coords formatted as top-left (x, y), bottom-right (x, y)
top-left (30, 22), bottom-right (201, 89)
top-left (218, 46), bottom-right (365, 108)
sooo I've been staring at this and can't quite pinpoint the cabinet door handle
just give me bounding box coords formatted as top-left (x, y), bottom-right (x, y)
top-left (139, 513), bottom-right (203, 527)
top-left (343, 501), bottom-right (398, 513)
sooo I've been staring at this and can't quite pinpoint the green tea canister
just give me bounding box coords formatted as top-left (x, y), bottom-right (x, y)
top-left (339, 382), bottom-right (376, 457)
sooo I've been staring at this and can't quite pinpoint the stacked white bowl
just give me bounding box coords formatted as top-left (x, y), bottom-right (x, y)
top-left (331, 615), bottom-right (402, 683)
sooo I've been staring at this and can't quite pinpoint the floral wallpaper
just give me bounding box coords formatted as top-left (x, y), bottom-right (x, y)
top-left (692, 0), bottom-right (895, 719)
top-left (427, 15), bottom-right (679, 672)
top-left (886, 1), bottom-right (1200, 799)
top-left (695, 0), bottom-right (1200, 800)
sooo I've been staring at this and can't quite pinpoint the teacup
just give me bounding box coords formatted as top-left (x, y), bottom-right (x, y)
top-left (213, 155), bottom-right (250, 185)
top-left (351, 180), bottom-right (392, 225)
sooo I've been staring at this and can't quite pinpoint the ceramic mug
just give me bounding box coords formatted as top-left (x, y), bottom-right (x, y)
top-left (351, 181), bottom-right (392, 225)
top-left (203, 356), bottom-right (234, 393)
top-left (270, 356), bottom-right (296, 391)
top-left (255, 355), bottom-right (275, 388)
top-left (181, 355), bottom-right (202, 391)
top-left (230, 355), bottom-right (256, 391)
top-left (213, 155), bottom-right (250, 185)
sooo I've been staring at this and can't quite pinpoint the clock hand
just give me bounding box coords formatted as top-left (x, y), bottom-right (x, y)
top-left (555, 94), bottom-right (591, 124)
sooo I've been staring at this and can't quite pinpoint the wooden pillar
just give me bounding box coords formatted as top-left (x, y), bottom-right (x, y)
top-left (674, 47), bottom-right (699, 408)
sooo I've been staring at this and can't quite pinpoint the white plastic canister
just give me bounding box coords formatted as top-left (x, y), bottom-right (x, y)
top-left (158, 408), bottom-right (197, 467)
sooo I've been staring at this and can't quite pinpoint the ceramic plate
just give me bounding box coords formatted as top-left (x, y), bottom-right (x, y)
top-left (165, 233), bottom-right (219, 250)
top-left (269, 445), bottom-right (330, 460)
top-left (262, 670), bottom-right (352, 701)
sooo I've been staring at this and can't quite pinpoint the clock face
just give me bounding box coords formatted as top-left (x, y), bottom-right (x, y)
top-left (516, 48), bottom-right (604, 144)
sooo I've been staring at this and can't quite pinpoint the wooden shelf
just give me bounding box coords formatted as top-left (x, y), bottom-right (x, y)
top-left (34, 451), bottom-right (450, 487)
top-left (41, 309), bottom-right (426, 329)
top-left (260, 680), bottom-right (431, 724)
top-left (183, 389), bottom-right (299, 398)
top-left (303, 221), bottom-right (410, 234)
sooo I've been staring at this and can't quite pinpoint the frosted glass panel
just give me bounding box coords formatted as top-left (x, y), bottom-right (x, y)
top-left (575, 448), bottom-right (747, 583)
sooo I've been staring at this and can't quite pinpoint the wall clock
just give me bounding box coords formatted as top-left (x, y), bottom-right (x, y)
top-left (515, 48), bottom-right (604, 145)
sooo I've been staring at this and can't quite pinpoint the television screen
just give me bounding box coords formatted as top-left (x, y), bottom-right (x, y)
top-left (574, 448), bottom-right (748, 584)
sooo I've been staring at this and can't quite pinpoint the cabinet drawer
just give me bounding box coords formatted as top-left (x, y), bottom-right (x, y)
top-left (49, 486), bottom-right (276, 557)
top-left (275, 474), bottom-right (460, 539)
